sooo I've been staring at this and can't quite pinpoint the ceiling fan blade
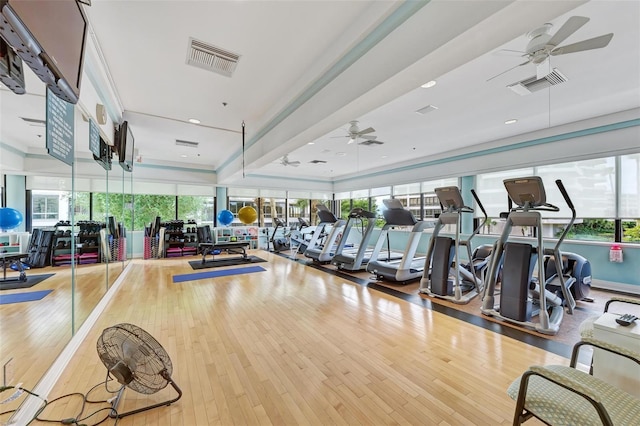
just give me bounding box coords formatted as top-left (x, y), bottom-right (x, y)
top-left (550, 33), bottom-right (613, 56)
top-left (356, 127), bottom-right (375, 136)
top-left (359, 140), bottom-right (384, 146)
top-left (493, 48), bottom-right (527, 57)
top-left (290, 162), bottom-right (300, 167)
top-left (486, 60), bottom-right (530, 82)
top-left (547, 16), bottom-right (589, 47)
top-left (360, 135), bottom-right (377, 140)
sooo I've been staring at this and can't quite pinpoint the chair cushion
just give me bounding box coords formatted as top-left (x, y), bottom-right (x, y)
top-left (579, 314), bottom-right (599, 339)
top-left (507, 365), bottom-right (640, 425)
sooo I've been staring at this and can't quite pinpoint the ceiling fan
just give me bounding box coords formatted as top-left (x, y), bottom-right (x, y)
top-left (335, 120), bottom-right (384, 145)
top-left (489, 16), bottom-right (613, 81)
top-left (280, 154), bottom-right (300, 167)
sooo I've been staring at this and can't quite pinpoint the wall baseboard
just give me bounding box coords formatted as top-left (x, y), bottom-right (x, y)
top-left (591, 279), bottom-right (640, 296)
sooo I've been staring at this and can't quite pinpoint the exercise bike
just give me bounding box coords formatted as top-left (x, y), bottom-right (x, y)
top-left (270, 217), bottom-right (290, 252)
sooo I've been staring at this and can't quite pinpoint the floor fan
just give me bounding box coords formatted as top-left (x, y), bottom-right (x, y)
top-left (96, 323), bottom-right (182, 418)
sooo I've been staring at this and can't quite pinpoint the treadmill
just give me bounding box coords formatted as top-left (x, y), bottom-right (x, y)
top-left (303, 205), bottom-right (346, 263)
top-left (366, 199), bottom-right (432, 283)
top-left (332, 207), bottom-right (400, 271)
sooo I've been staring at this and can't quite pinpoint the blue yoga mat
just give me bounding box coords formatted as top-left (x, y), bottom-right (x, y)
top-left (173, 265), bottom-right (266, 283)
top-left (0, 289), bottom-right (53, 305)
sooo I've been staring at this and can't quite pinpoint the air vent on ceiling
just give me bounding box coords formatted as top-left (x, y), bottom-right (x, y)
top-left (309, 160), bottom-right (327, 164)
top-left (507, 68), bottom-right (568, 96)
top-left (20, 117), bottom-right (46, 126)
top-left (176, 139), bottom-right (199, 148)
top-left (415, 104), bottom-right (439, 115)
top-left (186, 37), bottom-right (240, 77)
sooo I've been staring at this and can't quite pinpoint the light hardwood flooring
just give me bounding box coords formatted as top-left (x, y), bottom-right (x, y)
top-left (16, 252), bottom-right (569, 425)
top-left (0, 262), bottom-right (126, 418)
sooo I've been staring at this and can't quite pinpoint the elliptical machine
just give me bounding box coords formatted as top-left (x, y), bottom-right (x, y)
top-left (419, 186), bottom-right (489, 304)
top-left (481, 177), bottom-right (576, 335)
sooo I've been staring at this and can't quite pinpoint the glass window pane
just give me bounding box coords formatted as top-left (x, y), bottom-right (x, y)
top-left (260, 197), bottom-right (285, 227)
top-left (393, 183), bottom-right (420, 196)
top-left (228, 197), bottom-right (258, 226)
top-left (31, 190), bottom-right (66, 227)
top-left (476, 168), bottom-right (534, 217)
top-left (335, 191), bottom-right (350, 200)
top-left (115, 194), bottom-right (176, 231)
top-left (623, 220), bottom-right (640, 243)
top-left (178, 195), bottom-right (214, 227)
top-left (620, 153), bottom-right (640, 218)
top-left (311, 200), bottom-right (330, 225)
top-left (74, 192), bottom-right (91, 222)
top-left (351, 189), bottom-right (369, 199)
top-left (566, 219), bottom-right (615, 242)
top-left (288, 198), bottom-right (309, 227)
top-left (536, 157), bottom-right (615, 218)
top-left (370, 186), bottom-right (391, 197)
top-left (422, 177), bottom-right (458, 193)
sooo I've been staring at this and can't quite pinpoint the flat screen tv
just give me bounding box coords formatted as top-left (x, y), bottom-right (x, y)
top-left (0, 0), bottom-right (88, 104)
top-left (117, 121), bottom-right (134, 172)
top-left (93, 134), bottom-right (112, 171)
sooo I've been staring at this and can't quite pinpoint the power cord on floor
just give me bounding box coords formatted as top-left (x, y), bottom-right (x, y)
top-left (0, 376), bottom-right (126, 426)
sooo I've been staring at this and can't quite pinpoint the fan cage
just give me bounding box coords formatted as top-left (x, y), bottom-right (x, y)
top-left (97, 323), bottom-right (173, 394)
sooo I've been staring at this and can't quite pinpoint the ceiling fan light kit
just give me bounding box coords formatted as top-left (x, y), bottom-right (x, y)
top-left (489, 16), bottom-right (613, 82)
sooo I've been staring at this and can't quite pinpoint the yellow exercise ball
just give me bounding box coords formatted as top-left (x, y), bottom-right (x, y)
top-left (238, 206), bottom-right (258, 224)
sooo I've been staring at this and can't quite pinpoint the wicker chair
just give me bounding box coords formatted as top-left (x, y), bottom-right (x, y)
top-left (507, 338), bottom-right (640, 425)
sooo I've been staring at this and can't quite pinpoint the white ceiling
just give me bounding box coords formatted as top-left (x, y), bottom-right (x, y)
top-left (1, 0), bottom-right (639, 188)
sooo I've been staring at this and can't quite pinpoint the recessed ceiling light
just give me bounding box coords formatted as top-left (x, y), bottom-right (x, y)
top-left (180, 154), bottom-right (188, 158)
top-left (308, 142), bottom-right (315, 145)
top-left (381, 155), bottom-right (388, 159)
top-left (336, 152), bottom-right (346, 157)
top-left (188, 118), bottom-right (201, 124)
top-left (421, 80), bottom-right (437, 88)
top-left (504, 119), bottom-right (518, 125)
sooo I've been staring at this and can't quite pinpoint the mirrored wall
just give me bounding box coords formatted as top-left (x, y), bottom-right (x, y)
top-left (0, 74), bottom-right (131, 420)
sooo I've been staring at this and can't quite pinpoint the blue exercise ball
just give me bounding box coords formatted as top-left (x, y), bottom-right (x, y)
top-left (0, 207), bottom-right (23, 232)
top-left (217, 209), bottom-right (234, 226)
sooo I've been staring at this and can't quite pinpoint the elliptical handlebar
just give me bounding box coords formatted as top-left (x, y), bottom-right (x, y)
top-left (469, 189), bottom-right (488, 240)
top-left (553, 179), bottom-right (576, 250)
top-left (555, 179), bottom-right (575, 213)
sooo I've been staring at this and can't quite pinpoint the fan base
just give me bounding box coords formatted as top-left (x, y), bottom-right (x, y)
top-left (109, 375), bottom-right (182, 419)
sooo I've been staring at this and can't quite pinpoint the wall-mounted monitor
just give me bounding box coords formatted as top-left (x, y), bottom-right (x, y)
top-left (93, 134), bottom-right (112, 171)
top-left (117, 121), bottom-right (134, 172)
top-left (0, 0), bottom-right (88, 104)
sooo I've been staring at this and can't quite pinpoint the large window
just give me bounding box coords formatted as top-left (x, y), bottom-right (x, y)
top-left (474, 155), bottom-right (639, 243)
top-left (178, 195), bottom-right (214, 226)
top-left (32, 190), bottom-right (63, 225)
top-left (311, 199), bottom-right (330, 225)
top-left (228, 197), bottom-right (258, 226)
top-left (620, 153), bottom-right (640, 243)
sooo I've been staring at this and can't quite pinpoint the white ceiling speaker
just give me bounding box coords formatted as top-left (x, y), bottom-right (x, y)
top-left (96, 103), bottom-right (107, 125)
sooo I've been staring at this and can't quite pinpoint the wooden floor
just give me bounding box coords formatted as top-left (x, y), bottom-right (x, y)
top-left (11, 252), bottom-right (573, 425)
top-left (0, 261), bottom-right (126, 419)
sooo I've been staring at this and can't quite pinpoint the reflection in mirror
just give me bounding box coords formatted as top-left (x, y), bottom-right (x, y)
top-left (0, 68), bottom-right (119, 421)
